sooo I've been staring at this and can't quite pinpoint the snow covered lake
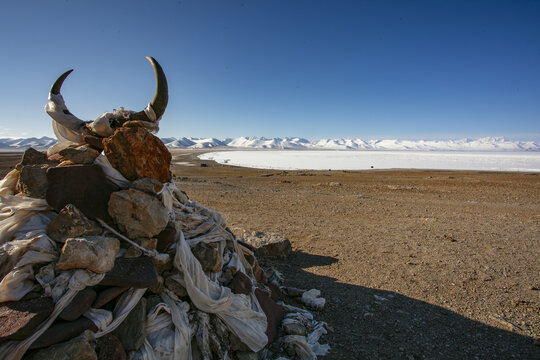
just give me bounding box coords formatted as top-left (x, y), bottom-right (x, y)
top-left (198, 150), bottom-right (540, 172)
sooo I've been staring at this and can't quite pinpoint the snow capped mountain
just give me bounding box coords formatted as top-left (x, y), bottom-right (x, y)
top-left (0, 136), bottom-right (538, 151)
top-left (177, 136), bottom-right (539, 151)
top-left (0, 136), bottom-right (57, 150)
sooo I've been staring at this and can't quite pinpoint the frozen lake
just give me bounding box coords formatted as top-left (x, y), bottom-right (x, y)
top-left (198, 150), bottom-right (540, 172)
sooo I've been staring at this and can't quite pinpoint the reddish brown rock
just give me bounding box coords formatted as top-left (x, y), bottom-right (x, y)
top-left (103, 127), bottom-right (171, 183)
top-left (96, 333), bottom-right (126, 360)
top-left (254, 288), bottom-right (286, 345)
top-left (0, 296), bottom-right (53, 341)
top-left (191, 242), bottom-right (221, 273)
top-left (30, 317), bottom-right (98, 349)
top-left (46, 165), bottom-right (119, 221)
top-left (156, 224), bottom-right (177, 253)
top-left (253, 261), bottom-right (267, 284)
top-left (92, 286), bottom-right (129, 309)
top-left (59, 287), bottom-right (97, 321)
top-left (230, 271), bottom-right (252, 295)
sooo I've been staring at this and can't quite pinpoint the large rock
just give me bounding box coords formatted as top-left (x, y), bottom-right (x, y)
top-left (59, 287), bottom-right (97, 321)
top-left (113, 297), bottom-right (146, 351)
top-left (108, 189), bottom-right (168, 240)
top-left (30, 317), bottom-right (98, 349)
top-left (99, 256), bottom-right (158, 288)
top-left (47, 204), bottom-right (102, 243)
top-left (103, 127), bottom-right (171, 183)
top-left (27, 329), bottom-right (97, 360)
top-left (46, 165), bottom-right (119, 221)
top-left (238, 231), bottom-right (292, 259)
top-left (57, 236), bottom-right (120, 273)
top-left (0, 296), bottom-right (53, 341)
top-left (58, 145), bottom-right (100, 165)
top-left (17, 165), bottom-right (48, 198)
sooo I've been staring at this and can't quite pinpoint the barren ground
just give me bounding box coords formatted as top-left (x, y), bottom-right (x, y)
top-left (2, 151), bottom-right (539, 359)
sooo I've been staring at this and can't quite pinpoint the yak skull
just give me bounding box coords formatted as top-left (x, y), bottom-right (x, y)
top-left (45, 56), bottom-right (168, 144)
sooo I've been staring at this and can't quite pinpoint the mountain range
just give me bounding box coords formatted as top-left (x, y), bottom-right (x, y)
top-left (1, 136), bottom-right (538, 151)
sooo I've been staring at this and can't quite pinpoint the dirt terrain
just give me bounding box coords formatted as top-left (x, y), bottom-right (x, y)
top-left (1, 150), bottom-right (539, 359)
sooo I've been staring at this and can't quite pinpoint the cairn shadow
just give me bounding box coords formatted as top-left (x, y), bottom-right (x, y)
top-left (267, 251), bottom-right (539, 360)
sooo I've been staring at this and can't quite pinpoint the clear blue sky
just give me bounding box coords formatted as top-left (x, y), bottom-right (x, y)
top-left (0, 0), bottom-right (539, 140)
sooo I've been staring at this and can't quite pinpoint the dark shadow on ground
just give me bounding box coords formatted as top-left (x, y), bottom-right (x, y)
top-left (264, 251), bottom-right (539, 360)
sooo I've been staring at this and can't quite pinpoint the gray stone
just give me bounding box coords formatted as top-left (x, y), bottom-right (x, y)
top-left (57, 236), bottom-right (120, 273)
top-left (92, 286), bottom-right (129, 309)
top-left (114, 297), bottom-right (146, 351)
top-left (30, 317), bottom-right (98, 349)
top-left (58, 145), bottom-right (100, 165)
top-left (17, 165), bottom-right (48, 198)
top-left (59, 287), bottom-right (97, 321)
top-left (282, 318), bottom-right (307, 336)
top-left (191, 242), bottom-right (221, 273)
top-left (0, 296), bottom-right (53, 341)
top-left (99, 256), bottom-right (158, 288)
top-left (27, 329), bottom-right (97, 360)
top-left (47, 204), bottom-right (102, 243)
top-left (130, 177), bottom-right (163, 194)
top-left (238, 231), bottom-right (292, 259)
top-left (108, 189), bottom-right (168, 241)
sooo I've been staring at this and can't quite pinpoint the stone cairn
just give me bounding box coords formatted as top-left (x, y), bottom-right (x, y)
top-left (0, 128), bottom-right (329, 358)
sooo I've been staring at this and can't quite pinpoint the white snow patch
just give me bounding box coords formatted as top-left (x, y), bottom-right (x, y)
top-left (198, 150), bottom-right (540, 172)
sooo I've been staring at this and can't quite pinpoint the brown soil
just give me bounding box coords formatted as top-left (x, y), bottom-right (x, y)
top-left (2, 151), bottom-right (539, 359)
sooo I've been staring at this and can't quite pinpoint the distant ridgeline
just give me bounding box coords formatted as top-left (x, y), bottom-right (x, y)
top-left (1, 136), bottom-right (539, 151)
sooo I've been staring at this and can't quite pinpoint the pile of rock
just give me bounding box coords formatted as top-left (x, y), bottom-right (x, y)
top-left (0, 127), bottom-right (329, 359)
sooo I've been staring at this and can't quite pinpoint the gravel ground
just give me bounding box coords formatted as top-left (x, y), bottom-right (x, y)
top-left (1, 150), bottom-right (539, 359)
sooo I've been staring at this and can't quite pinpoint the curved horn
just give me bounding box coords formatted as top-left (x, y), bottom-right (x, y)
top-left (147, 56), bottom-right (168, 121)
top-left (50, 69), bottom-right (73, 95)
top-left (125, 57), bottom-right (169, 122)
top-left (45, 69), bottom-right (85, 139)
